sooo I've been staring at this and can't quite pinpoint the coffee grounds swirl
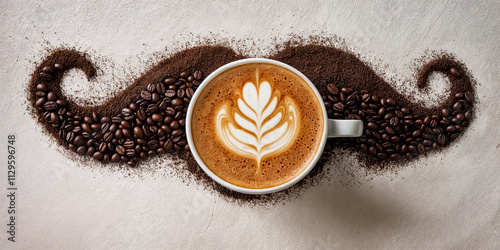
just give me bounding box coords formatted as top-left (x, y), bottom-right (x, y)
top-left (27, 43), bottom-right (476, 201)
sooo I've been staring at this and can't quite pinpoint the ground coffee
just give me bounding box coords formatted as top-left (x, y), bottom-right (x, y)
top-left (27, 42), bottom-right (476, 203)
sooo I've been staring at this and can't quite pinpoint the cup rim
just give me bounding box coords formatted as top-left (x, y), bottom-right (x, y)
top-left (186, 58), bottom-right (328, 195)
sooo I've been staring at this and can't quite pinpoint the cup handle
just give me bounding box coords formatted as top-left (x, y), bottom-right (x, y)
top-left (327, 119), bottom-right (363, 138)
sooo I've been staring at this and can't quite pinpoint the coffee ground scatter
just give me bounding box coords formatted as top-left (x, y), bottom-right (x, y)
top-left (27, 41), bottom-right (476, 204)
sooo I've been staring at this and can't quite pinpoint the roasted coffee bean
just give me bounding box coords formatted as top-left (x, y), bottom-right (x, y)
top-left (35, 97), bottom-right (47, 107)
top-left (155, 82), bottom-right (166, 94)
top-left (125, 149), bottom-right (135, 157)
top-left (378, 107), bottom-right (386, 116)
top-left (412, 130), bottom-right (421, 138)
top-left (124, 141), bottom-right (135, 149)
top-left (164, 139), bottom-right (174, 151)
top-left (417, 144), bottom-right (425, 154)
top-left (172, 129), bottom-right (184, 137)
top-left (450, 67), bottom-right (460, 76)
top-left (142, 125), bottom-right (151, 137)
top-left (445, 125), bottom-right (456, 133)
top-left (137, 109), bottom-right (146, 120)
top-left (171, 98), bottom-right (183, 106)
top-left (141, 90), bottom-right (152, 100)
top-left (40, 72), bottom-right (53, 81)
top-left (464, 110), bottom-right (472, 120)
top-left (453, 102), bottom-right (462, 110)
top-left (151, 93), bottom-right (160, 103)
top-left (36, 83), bottom-right (48, 92)
top-left (122, 129), bottom-right (132, 138)
top-left (456, 113), bottom-right (464, 121)
top-left (377, 153), bottom-right (387, 159)
top-left (385, 127), bottom-right (395, 136)
top-left (146, 104), bottom-right (157, 114)
top-left (386, 98), bottom-right (396, 106)
top-left (116, 145), bottom-right (125, 155)
top-left (455, 125), bottom-right (464, 132)
top-left (112, 116), bottom-right (122, 123)
top-left (148, 140), bottom-right (159, 150)
top-left (186, 88), bottom-right (195, 98)
top-left (99, 116), bottom-right (110, 124)
top-left (158, 100), bottom-right (168, 111)
top-left (464, 91), bottom-right (473, 103)
top-left (65, 131), bottom-right (75, 142)
top-left (368, 146), bottom-right (377, 156)
top-left (146, 83), bottom-right (156, 93)
top-left (44, 101), bottom-right (57, 111)
top-left (100, 123), bottom-right (110, 134)
top-left (366, 122), bottom-right (378, 131)
top-left (423, 140), bottom-right (433, 146)
top-left (45, 92), bottom-right (57, 101)
top-left (438, 134), bottom-right (447, 145)
top-left (327, 84), bottom-right (339, 95)
top-left (133, 127), bottom-right (144, 138)
top-left (50, 112), bottom-right (59, 124)
top-left (192, 70), bottom-right (202, 80)
top-left (177, 89), bottom-right (185, 98)
top-left (98, 142), bottom-right (107, 153)
top-left (121, 108), bottom-right (132, 117)
top-left (165, 90), bottom-right (176, 97)
top-left (389, 117), bottom-right (399, 127)
top-left (164, 77), bottom-right (176, 85)
top-left (152, 113), bottom-right (163, 122)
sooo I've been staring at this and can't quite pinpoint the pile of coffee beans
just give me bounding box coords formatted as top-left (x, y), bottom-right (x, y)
top-left (34, 63), bottom-right (203, 166)
top-left (323, 69), bottom-right (473, 161)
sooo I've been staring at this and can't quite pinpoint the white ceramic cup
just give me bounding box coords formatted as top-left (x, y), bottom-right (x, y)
top-left (186, 58), bottom-right (363, 194)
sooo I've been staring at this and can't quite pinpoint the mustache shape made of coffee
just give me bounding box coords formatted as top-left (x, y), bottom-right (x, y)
top-left (28, 45), bottom-right (475, 165)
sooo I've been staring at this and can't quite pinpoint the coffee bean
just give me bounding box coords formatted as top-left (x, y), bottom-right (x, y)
top-left (366, 122), bottom-right (378, 131)
top-left (179, 71), bottom-right (189, 78)
top-left (456, 113), bottom-right (464, 121)
top-left (137, 109), bottom-right (146, 120)
top-left (98, 142), bottom-right (107, 153)
top-left (147, 140), bottom-right (159, 150)
top-left (172, 129), bottom-right (184, 137)
top-left (100, 123), bottom-right (109, 134)
top-left (121, 108), bottom-right (132, 117)
top-left (164, 77), bottom-right (176, 85)
top-left (450, 68), bottom-right (460, 77)
top-left (177, 89), bottom-right (185, 98)
top-left (151, 93), bottom-right (160, 103)
top-left (327, 84), bottom-right (339, 95)
top-left (141, 90), bottom-right (152, 100)
top-left (453, 102), bottom-right (462, 110)
top-left (50, 112), bottom-right (59, 124)
top-left (44, 101), bottom-right (57, 111)
top-left (438, 134), bottom-right (447, 145)
top-left (112, 116), bottom-right (122, 123)
top-left (152, 113), bottom-right (163, 122)
top-left (385, 127), bottom-right (395, 136)
top-left (133, 127), bottom-right (144, 138)
top-left (186, 88), bottom-right (195, 98)
top-left (165, 90), bottom-right (176, 98)
top-left (386, 98), bottom-right (396, 106)
top-left (377, 153), bottom-right (387, 159)
top-left (445, 125), bottom-right (455, 133)
top-left (423, 140), bottom-right (432, 146)
top-left (40, 72), bottom-right (53, 81)
top-left (115, 145), bottom-right (125, 155)
top-left (389, 117), bottom-right (399, 127)
top-left (464, 91), bottom-right (473, 103)
top-left (101, 132), bottom-right (112, 143)
top-left (368, 146), bottom-right (377, 156)
top-left (417, 144), bottom-right (425, 154)
top-left (464, 110), bottom-right (472, 120)
top-left (171, 98), bottom-right (183, 106)
top-left (36, 83), bottom-right (48, 92)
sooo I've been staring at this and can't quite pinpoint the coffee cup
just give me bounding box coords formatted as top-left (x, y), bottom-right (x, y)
top-left (186, 58), bottom-right (363, 194)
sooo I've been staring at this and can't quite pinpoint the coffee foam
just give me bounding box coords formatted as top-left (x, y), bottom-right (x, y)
top-left (192, 63), bottom-right (324, 189)
top-left (216, 75), bottom-right (300, 172)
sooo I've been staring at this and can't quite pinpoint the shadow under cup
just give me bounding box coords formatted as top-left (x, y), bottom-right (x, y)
top-left (186, 58), bottom-right (362, 194)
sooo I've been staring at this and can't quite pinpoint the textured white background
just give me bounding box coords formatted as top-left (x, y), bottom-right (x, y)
top-left (1, 0), bottom-right (500, 249)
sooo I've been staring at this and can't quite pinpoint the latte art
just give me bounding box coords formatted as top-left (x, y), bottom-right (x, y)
top-left (216, 75), bottom-right (299, 172)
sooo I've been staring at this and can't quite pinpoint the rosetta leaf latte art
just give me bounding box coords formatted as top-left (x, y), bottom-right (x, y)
top-left (216, 73), bottom-right (300, 173)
